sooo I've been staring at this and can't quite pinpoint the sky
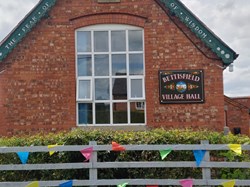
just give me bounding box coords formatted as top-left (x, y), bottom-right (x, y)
top-left (0, 0), bottom-right (249, 97)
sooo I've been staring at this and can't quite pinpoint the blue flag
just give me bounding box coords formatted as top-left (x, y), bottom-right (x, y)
top-left (193, 150), bottom-right (206, 167)
top-left (59, 180), bottom-right (73, 187)
top-left (17, 152), bottom-right (29, 164)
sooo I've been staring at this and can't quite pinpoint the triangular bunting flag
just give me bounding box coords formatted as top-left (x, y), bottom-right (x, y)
top-left (59, 180), bottom-right (73, 187)
top-left (159, 149), bottom-right (172, 160)
top-left (193, 150), bottom-right (206, 167)
top-left (112, 141), bottom-right (126, 151)
top-left (25, 181), bottom-right (39, 187)
top-left (221, 180), bottom-right (236, 187)
top-left (117, 182), bottom-right (128, 187)
top-left (179, 179), bottom-right (193, 187)
top-left (17, 152), bottom-right (29, 164)
top-left (80, 147), bottom-right (93, 161)
top-left (228, 144), bottom-right (242, 155)
top-left (48, 144), bottom-right (58, 156)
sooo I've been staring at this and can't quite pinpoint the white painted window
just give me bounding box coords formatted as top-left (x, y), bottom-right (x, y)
top-left (76, 24), bottom-right (145, 125)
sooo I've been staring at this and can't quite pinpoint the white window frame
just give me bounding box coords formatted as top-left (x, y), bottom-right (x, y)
top-left (76, 24), bottom-right (146, 126)
top-left (129, 77), bottom-right (145, 100)
top-left (76, 77), bottom-right (93, 101)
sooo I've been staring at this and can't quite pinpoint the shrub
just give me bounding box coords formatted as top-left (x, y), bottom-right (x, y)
top-left (0, 128), bottom-right (249, 182)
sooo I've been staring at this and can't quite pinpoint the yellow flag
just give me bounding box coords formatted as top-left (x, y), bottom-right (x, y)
top-left (48, 144), bottom-right (58, 156)
top-left (26, 181), bottom-right (39, 187)
top-left (221, 180), bottom-right (235, 187)
top-left (228, 144), bottom-right (242, 155)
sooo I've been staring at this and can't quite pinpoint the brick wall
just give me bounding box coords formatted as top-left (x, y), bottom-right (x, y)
top-left (224, 96), bottom-right (250, 135)
top-left (0, 0), bottom-right (225, 136)
top-left (232, 97), bottom-right (250, 108)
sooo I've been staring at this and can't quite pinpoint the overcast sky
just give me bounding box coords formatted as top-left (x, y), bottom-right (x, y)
top-left (0, 0), bottom-right (249, 97)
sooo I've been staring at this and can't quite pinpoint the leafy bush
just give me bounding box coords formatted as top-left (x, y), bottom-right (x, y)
top-left (0, 128), bottom-right (249, 182)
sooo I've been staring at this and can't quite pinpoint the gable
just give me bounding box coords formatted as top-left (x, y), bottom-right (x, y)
top-left (158, 0), bottom-right (238, 65)
top-left (0, 0), bottom-right (56, 62)
top-left (0, 0), bottom-right (238, 65)
top-left (224, 96), bottom-right (249, 110)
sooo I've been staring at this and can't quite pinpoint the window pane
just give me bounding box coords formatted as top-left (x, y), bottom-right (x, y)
top-left (78, 80), bottom-right (91, 99)
top-left (131, 79), bottom-right (143, 98)
top-left (96, 103), bottom-right (110, 124)
top-left (113, 103), bottom-right (127, 123)
top-left (77, 55), bottom-right (92, 76)
top-left (94, 54), bottom-right (109, 76)
top-left (112, 78), bottom-right (127, 100)
top-left (76, 26), bottom-right (145, 126)
top-left (94, 31), bottom-right (109, 52)
top-left (95, 79), bottom-right (110, 100)
top-left (112, 54), bottom-right (126, 76)
top-left (129, 54), bottom-right (143, 75)
top-left (78, 103), bottom-right (92, 124)
top-left (77, 31), bottom-right (91, 52)
top-left (130, 102), bottom-right (145, 123)
top-left (129, 30), bottom-right (143, 51)
top-left (111, 31), bottom-right (126, 51)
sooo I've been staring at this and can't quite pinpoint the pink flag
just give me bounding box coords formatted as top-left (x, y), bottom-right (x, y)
top-left (80, 147), bottom-right (93, 161)
top-left (180, 179), bottom-right (193, 187)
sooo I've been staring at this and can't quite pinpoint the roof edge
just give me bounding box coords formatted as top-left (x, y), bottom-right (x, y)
top-left (0, 0), bottom-right (57, 62)
top-left (224, 95), bottom-right (249, 110)
top-left (0, 0), bottom-right (239, 65)
top-left (159, 0), bottom-right (239, 65)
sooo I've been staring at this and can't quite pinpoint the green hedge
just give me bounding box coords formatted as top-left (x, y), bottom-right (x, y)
top-left (0, 128), bottom-right (250, 182)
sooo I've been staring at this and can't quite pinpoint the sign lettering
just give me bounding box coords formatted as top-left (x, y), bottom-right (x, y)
top-left (159, 70), bottom-right (204, 104)
top-left (0, 0), bottom-right (56, 61)
top-left (162, 0), bottom-right (236, 64)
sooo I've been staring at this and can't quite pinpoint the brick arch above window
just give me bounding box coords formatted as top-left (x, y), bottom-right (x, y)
top-left (70, 12), bottom-right (148, 29)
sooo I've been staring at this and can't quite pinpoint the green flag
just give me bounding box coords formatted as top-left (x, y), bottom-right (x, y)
top-left (117, 182), bottom-right (128, 187)
top-left (160, 149), bottom-right (172, 160)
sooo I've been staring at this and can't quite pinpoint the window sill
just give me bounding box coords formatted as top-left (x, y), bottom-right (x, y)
top-left (74, 124), bottom-right (147, 131)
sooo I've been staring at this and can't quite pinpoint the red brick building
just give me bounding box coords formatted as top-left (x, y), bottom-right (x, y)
top-left (224, 96), bottom-right (250, 136)
top-left (0, 0), bottom-right (242, 136)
